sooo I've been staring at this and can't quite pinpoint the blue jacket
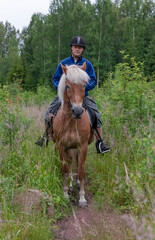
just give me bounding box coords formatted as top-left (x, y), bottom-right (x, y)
top-left (52, 56), bottom-right (97, 96)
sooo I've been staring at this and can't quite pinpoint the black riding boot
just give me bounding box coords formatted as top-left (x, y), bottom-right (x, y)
top-left (96, 140), bottom-right (110, 153)
top-left (35, 115), bottom-right (54, 147)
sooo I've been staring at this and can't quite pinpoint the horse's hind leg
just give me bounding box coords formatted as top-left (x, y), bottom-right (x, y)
top-left (60, 149), bottom-right (72, 199)
top-left (69, 171), bottom-right (73, 190)
top-left (63, 173), bottom-right (69, 199)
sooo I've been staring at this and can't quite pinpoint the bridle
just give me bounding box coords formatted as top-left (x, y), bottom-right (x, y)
top-left (64, 85), bottom-right (72, 108)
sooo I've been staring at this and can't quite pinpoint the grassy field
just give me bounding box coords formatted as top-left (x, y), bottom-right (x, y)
top-left (0, 58), bottom-right (154, 239)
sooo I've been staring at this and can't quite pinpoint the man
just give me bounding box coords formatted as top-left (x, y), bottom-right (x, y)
top-left (36, 36), bottom-right (110, 153)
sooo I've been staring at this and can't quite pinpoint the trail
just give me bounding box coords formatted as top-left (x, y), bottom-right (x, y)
top-left (52, 179), bottom-right (135, 240)
top-left (10, 187), bottom-right (135, 240)
top-left (53, 200), bottom-right (135, 240)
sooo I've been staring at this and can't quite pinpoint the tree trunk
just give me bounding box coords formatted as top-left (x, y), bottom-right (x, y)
top-left (97, 11), bottom-right (103, 88)
top-left (58, 16), bottom-right (61, 64)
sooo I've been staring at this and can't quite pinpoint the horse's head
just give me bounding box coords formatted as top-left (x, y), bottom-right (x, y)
top-left (58, 62), bottom-right (89, 119)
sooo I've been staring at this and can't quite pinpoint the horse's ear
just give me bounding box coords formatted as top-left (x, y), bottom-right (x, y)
top-left (61, 64), bottom-right (67, 74)
top-left (81, 62), bottom-right (86, 71)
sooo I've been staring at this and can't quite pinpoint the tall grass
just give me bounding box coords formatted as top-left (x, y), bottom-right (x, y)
top-left (0, 56), bottom-right (154, 238)
top-left (86, 55), bottom-right (155, 238)
top-left (0, 85), bottom-right (70, 239)
top-left (87, 56), bottom-right (154, 211)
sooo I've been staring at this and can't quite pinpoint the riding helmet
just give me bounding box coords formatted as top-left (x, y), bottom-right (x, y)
top-left (70, 36), bottom-right (86, 48)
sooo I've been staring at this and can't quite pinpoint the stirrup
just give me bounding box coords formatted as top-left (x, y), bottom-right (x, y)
top-left (96, 140), bottom-right (110, 153)
top-left (35, 136), bottom-right (48, 147)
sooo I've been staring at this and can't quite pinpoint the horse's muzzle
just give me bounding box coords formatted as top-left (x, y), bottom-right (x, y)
top-left (72, 106), bottom-right (83, 119)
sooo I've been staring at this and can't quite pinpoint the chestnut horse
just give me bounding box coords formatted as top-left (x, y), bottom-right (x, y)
top-left (53, 62), bottom-right (94, 206)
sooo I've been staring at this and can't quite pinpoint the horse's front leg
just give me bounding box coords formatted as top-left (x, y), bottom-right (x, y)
top-left (59, 148), bottom-right (71, 199)
top-left (79, 179), bottom-right (87, 207)
top-left (78, 143), bottom-right (88, 207)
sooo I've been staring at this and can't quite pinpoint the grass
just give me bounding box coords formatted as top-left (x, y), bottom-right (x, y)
top-left (0, 208), bottom-right (53, 240)
top-left (0, 73), bottom-right (154, 238)
top-left (0, 102), bottom-right (70, 239)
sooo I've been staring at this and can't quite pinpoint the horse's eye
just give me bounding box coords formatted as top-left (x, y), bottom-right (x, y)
top-left (66, 85), bottom-right (70, 90)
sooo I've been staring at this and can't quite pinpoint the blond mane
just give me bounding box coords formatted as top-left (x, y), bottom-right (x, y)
top-left (58, 65), bottom-right (89, 102)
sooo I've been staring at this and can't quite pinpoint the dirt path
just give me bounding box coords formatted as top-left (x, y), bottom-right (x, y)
top-left (51, 175), bottom-right (136, 240)
top-left (10, 186), bottom-right (136, 240)
top-left (10, 187), bottom-right (136, 240)
top-left (53, 201), bottom-right (135, 240)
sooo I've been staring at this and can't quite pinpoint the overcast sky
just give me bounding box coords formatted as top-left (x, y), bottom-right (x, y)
top-left (0, 0), bottom-right (96, 32)
top-left (0, 0), bottom-right (51, 32)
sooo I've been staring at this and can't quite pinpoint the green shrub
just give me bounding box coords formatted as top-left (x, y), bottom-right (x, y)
top-left (0, 86), bottom-right (30, 147)
top-left (88, 54), bottom-right (154, 213)
top-left (21, 85), bottom-right (56, 106)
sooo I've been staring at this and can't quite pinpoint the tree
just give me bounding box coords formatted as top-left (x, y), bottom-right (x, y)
top-left (21, 13), bottom-right (48, 90)
top-left (1, 0), bottom-right (155, 90)
top-left (144, 35), bottom-right (155, 80)
top-left (0, 21), bottom-right (22, 85)
top-left (88, 0), bottom-right (118, 86)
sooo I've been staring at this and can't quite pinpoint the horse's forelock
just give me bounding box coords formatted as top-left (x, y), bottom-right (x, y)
top-left (58, 65), bottom-right (89, 102)
top-left (66, 65), bottom-right (89, 84)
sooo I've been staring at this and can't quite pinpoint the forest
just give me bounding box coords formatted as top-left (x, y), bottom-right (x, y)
top-left (0, 0), bottom-right (155, 239)
top-left (0, 0), bottom-right (155, 89)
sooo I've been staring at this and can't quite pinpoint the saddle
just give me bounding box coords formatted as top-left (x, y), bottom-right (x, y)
top-left (46, 103), bottom-right (97, 145)
top-left (83, 104), bottom-right (98, 130)
top-left (47, 102), bottom-right (97, 130)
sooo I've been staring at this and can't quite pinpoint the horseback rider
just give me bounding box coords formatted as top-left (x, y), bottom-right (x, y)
top-left (36, 36), bottom-right (110, 153)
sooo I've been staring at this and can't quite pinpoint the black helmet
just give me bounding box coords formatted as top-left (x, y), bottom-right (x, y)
top-left (70, 36), bottom-right (86, 48)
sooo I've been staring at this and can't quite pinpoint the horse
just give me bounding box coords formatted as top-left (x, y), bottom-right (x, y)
top-left (53, 62), bottom-right (94, 207)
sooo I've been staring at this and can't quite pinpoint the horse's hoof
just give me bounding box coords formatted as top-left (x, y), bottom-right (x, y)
top-left (78, 201), bottom-right (88, 208)
top-left (69, 186), bottom-right (73, 191)
top-left (76, 180), bottom-right (80, 189)
top-left (64, 192), bottom-right (69, 200)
